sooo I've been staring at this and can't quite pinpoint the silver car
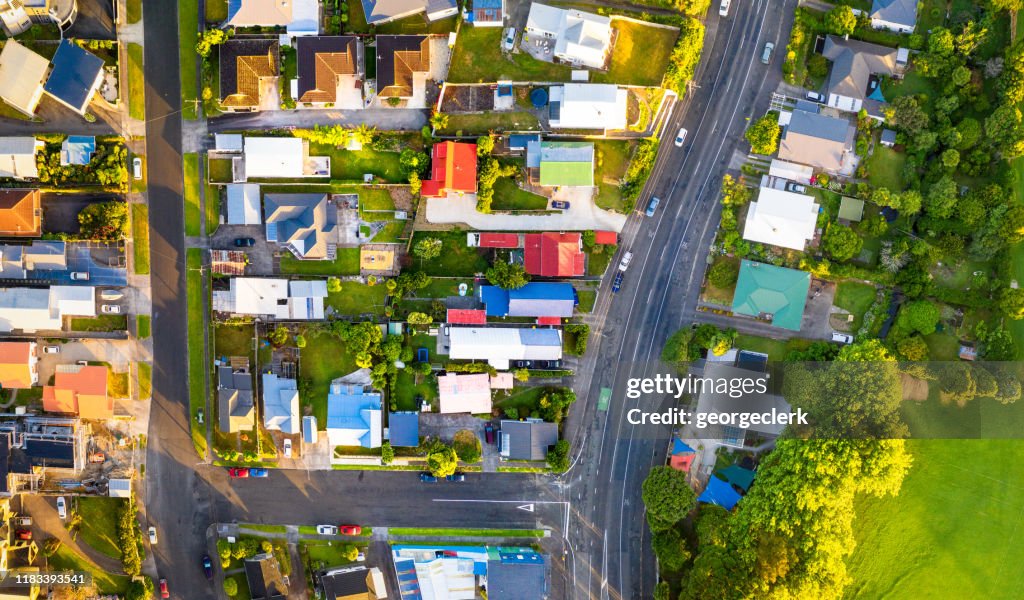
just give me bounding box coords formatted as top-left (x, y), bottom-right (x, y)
top-left (761, 42), bottom-right (775, 64)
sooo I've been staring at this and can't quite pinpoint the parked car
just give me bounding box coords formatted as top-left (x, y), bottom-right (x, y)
top-left (719, 0), bottom-right (731, 16)
top-left (100, 289), bottom-right (124, 301)
top-left (132, 157), bottom-right (142, 180)
top-left (484, 423), bottom-right (495, 445)
top-left (356, 551), bottom-right (366, 562)
top-left (503, 27), bottom-right (516, 51)
top-left (551, 200), bottom-right (570, 210)
top-left (202, 554), bottom-right (213, 579)
top-left (612, 272), bottom-right (624, 293)
top-left (446, 473), bottom-right (466, 482)
top-left (645, 196), bottom-right (660, 217)
top-left (227, 467), bottom-right (250, 478)
top-left (534, 360), bottom-right (562, 369)
top-left (283, 438), bottom-right (292, 458)
top-left (159, 578), bottom-right (169, 599)
top-left (70, 271), bottom-right (89, 281)
top-left (420, 472), bottom-right (438, 483)
top-left (674, 128), bottom-right (688, 147)
top-left (249, 468), bottom-right (269, 478)
top-left (196, 409), bottom-right (205, 425)
top-left (234, 237), bottom-right (256, 247)
top-left (101, 304), bottom-right (122, 314)
top-left (512, 360), bottom-right (533, 369)
top-left (831, 332), bottom-right (854, 344)
top-left (317, 525), bottom-right (339, 535)
top-left (618, 251), bottom-right (634, 272)
top-left (56, 496), bottom-right (66, 519)
top-left (785, 182), bottom-right (807, 193)
top-left (339, 525), bottom-right (362, 535)
top-left (148, 526), bottom-right (158, 544)
top-left (761, 41), bottom-right (775, 64)
top-left (15, 516), bottom-right (31, 527)
top-left (805, 90), bottom-right (825, 103)
top-left (43, 346), bottom-right (60, 354)
top-left (15, 529), bottom-right (31, 541)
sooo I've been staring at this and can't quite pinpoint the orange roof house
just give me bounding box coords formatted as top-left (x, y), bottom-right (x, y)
top-left (421, 142), bottom-right (478, 198)
top-left (0, 342), bottom-right (37, 389)
top-left (43, 364), bottom-right (112, 419)
top-left (0, 189), bottom-right (41, 237)
top-left (524, 232), bottom-right (585, 277)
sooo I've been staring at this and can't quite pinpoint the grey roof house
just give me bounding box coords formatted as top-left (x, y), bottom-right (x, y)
top-left (870, 0), bottom-right (917, 33)
top-left (43, 40), bottom-right (104, 116)
top-left (499, 419), bottom-right (558, 461)
top-left (264, 193), bottom-right (338, 260)
top-left (821, 35), bottom-right (899, 114)
top-left (217, 364), bottom-right (255, 434)
top-left (244, 553), bottom-right (288, 600)
top-left (488, 550), bottom-right (550, 600)
top-left (777, 109), bottom-right (856, 175)
top-left (360, 0), bottom-right (457, 25)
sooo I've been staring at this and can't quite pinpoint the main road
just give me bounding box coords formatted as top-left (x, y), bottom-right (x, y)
top-left (140, 0), bottom-right (794, 598)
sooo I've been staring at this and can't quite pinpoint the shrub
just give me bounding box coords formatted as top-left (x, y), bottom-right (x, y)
top-left (707, 259), bottom-right (739, 288)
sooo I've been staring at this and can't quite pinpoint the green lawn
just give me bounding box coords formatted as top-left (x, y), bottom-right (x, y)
top-left (280, 248), bottom-right (360, 276)
top-left (137, 361), bottom-right (152, 399)
top-left (126, 0), bottom-right (142, 23)
top-left (301, 540), bottom-right (359, 569)
top-left (70, 314), bottom-right (128, 332)
top-left (601, 20), bottom-right (678, 86)
top-left (409, 231), bottom-right (490, 277)
top-left (846, 439), bottom-right (1024, 599)
top-left (493, 387), bottom-right (546, 415)
top-left (300, 334), bottom-right (358, 425)
top-left (205, 0), bottom-right (228, 22)
top-left (131, 203), bottom-right (150, 275)
top-left (415, 278), bottom-right (474, 299)
top-left (448, 27), bottom-right (573, 83)
top-left (308, 143), bottom-right (405, 183)
top-left (594, 140), bottom-right (635, 212)
top-left (865, 145), bottom-right (906, 191)
top-left (1009, 156), bottom-right (1024, 357)
top-left (392, 369), bottom-right (436, 412)
top-left (49, 546), bottom-right (131, 594)
top-left (127, 43), bottom-right (145, 121)
top-left (439, 111), bottom-right (541, 135)
top-left (187, 248), bottom-right (208, 459)
top-left (326, 282), bottom-right (388, 316)
top-left (214, 324), bottom-right (255, 361)
top-left (577, 289), bottom-right (597, 313)
top-left (136, 315), bottom-right (151, 339)
top-left (586, 249), bottom-right (614, 276)
top-left (833, 281), bottom-right (876, 331)
top-left (209, 158), bottom-right (233, 183)
top-left (701, 256), bottom-right (739, 305)
top-left (734, 334), bottom-right (814, 362)
top-left (179, 0), bottom-right (199, 119)
top-left (360, 188), bottom-right (396, 211)
top-left (922, 331), bottom-right (960, 361)
top-left (492, 177), bottom-right (548, 211)
top-left (76, 497), bottom-right (124, 560)
top-left (881, 69), bottom-right (938, 104)
top-left (205, 182), bottom-right (221, 235)
top-left (372, 220), bottom-right (407, 243)
top-left (184, 153), bottom-right (201, 236)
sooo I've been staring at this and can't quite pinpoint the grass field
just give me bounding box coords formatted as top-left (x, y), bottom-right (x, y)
top-left (833, 281), bottom-right (876, 331)
top-left (280, 248), bottom-right (360, 276)
top-left (439, 111), bottom-right (541, 135)
top-left (127, 43), bottom-right (145, 121)
top-left (392, 369), bottom-right (436, 412)
top-left (205, 0), bottom-right (228, 22)
top-left (300, 334), bottom-right (358, 426)
top-left (865, 145), bottom-right (907, 191)
top-left (448, 27), bottom-right (573, 83)
top-left (76, 497), bottom-right (123, 559)
top-left (1009, 157), bottom-right (1024, 357)
top-left (408, 231), bottom-right (490, 276)
top-left (734, 334), bottom-right (813, 362)
top-left (326, 282), bottom-right (388, 316)
top-left (601, 20), bottom-right (678, 86)
top-left (187, 248), bottom-right (207, 458)
top-left (578, 289), bottom-right (597, 312)
top-left (127, 0), bottom-right (142, 23)
top-left (389, 527), bottom-right (545, 538)
top-left (70, 314), bottom-right (128, 332)
top-left (594, 140), bottom-right (635, 212)
top-left (846, 439), bottom-right (1024, 599)
top-left (131, 203), bottom-right (150, 274)
top-left (137, 361), bottom-right (152, 399)
top-left (136, 315), bottom-right (150, 339)
top-left (360, 188), bottom-right (396, 211)
top-left (179, 0), bottom-right (199, 119)
top-left (50, 546), bottom-right (131, 594)
top-left (183, 153), bottom-right (201, 236)
top-left (308, 143), bottom-right (405, 182)
top-left (205, 182), bottom-right (221, 235)
top-left (492, 177), bottom-right (548, 211)
top-left (371, 220), bottom-right (407, 243)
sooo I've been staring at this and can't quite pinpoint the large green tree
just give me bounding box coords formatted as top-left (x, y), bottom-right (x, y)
top-left (744, 114), bottom-right (781, 155)
top-left (486, 260), bottom-right (530, 289)
top-left (641, 466), bottom-right (697, 532)
top-left (822, 224), bottom-right (863, 262)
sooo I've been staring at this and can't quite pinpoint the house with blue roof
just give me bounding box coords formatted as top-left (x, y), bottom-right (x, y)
top-left (326, 384), bottom-right (382, 448)
top-left (59, 136), bottom-right (95, 166)
top-left (387, 412), bottom-right (419, 447)
top-left (43, 40), bottom-right (104, 116)
top-left (479, 282), bottom-right (576, 318)
top-left (471, 0), bottom-right (504, 26)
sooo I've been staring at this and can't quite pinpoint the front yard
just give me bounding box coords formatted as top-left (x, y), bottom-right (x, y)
top-left (308, 143), bottom-right (406, 183)
top-left (280, 248), bottom-right (360, 276)
top-left (492, 177), bottom-right (548, 211)
top-left (598, 20), bottom-right (678, 86)
top-left (594, 140), bottom-right (636, 212)
top-left (832, 281), bottom-right (877, 331)
top-left (448, 27), bottom-right (573, 83)
top-left (75, 497), bottom-right (123, 560)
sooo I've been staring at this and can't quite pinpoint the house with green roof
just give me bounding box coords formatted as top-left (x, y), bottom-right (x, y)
top-left (731, 260), bottom-right (811, 331)
top-left (526, 140), bottom-right (594, 187)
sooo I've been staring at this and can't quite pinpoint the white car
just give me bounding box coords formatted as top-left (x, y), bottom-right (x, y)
top-left (674, 128), bottom-right (688, 147)
top-left (101, 304), bottom-right (122, 314)
top-left (316, 525), bottom-right (338, 535)
top-left (503, 27), bottom-right (516, 51)
top-left (719, 0), bottom-right (731, 16)
top-left (831, 332), bottom-right (854, 344)
top-left (70, 271), bottom-right (90, 281)
top-left (805, 90), bottom-right (825, 103)
top-left (43, 346), bottom-right (60, 354)
top-left (356, 551), bottom-right (366, 562)
top-left (618, 251), bottom-right (633, 272)
top-left (132, 157), bottom-right (142, 180)
top-left (56, 497), bottom-right (67, 520)
top-left (148, 526), bottom-right (158, 544)
top-left (283, 438), bottom-right (292, 458)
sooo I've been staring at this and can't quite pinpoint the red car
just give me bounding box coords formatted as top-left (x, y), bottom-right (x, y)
top-left (15, 529), bottom-right (31, 541)
top-left (228, 467), bottom-right (250, 478)
top-left (339, 524), bottom-right (362, 536)
top-left (159, 579), bottom-right (169, 598)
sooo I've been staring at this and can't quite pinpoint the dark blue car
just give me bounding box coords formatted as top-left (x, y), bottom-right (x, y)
top-left (202, 555), bottom-right (213, 579)
top-left (612, 272), bottom-right (623, 293)
top-left (420, 473), bottom-right (438, 482)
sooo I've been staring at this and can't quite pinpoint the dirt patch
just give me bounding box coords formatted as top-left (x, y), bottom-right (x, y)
top-left (829, 312), bottom-right (855, 332)
top-left (389, 186), bottom-right (414, 212)
top-left (441, 85), bottom-right (495, 112)
top-left (900, 374), bottom-right (929, 402)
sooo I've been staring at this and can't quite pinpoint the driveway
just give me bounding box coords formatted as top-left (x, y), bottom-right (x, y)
top-left (210, 225), bottom-right (274, 275)
top-left (208, 108), bottom-right (428, 133)
top-left (419, 413), bottom-right (486, 444)
top-left (36, 339), bottom-right (133, 385)
top-left (425, 194), bottom-right (628, 232)
top-left (67, 0), bottom-right (116, 40)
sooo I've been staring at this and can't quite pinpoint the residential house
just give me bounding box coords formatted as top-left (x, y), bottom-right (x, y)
top-left (219, 39), bottom-right (280, 113)
top-left (263, 193), bottom-right (338, 260)
top-left (499, 419), bottom-right (558, 460)
top-left (0, 416), bottom-right (88, 497)
top-left (212, 278), bottom-right (328, 319)
top-left (224, 0), bottom-right (320, 37)
top-left (392, 545), bottom-right (489, 599)
top-left (0, 286), bottom-right (94, 333)
top-left (447, 308), bottom-right (487, 325)
top-left (548, 84), bottom-right (627, 131)
top-left (479, 282), bottom-right (576, 318)
top-left (319, 565), bottom-right (388, 600)
top-left (387, 412), bottom-right (419, 447)
top-left (235, 137), bottom-right (330, 181)
top-left (359, 0), bottom-right (457, 25)
top-left (446, 327), bottom-right (562, 370)
top-left (244, 552), bottom-right (289, 600)
top-left (471, 0), bottom-right (504, 26)
top-left (0, 342), bottom-right (37, 389)
top-left (821, 35), bottom-right (898, 113)
top-left (326, 384), bottom-right (383, 448)
top-left (42, 364), bottom-right (111, 420)
top-left (59, 136), bottom-right (95, 166)
top-left (741, 187), bottom-right (820, 251)
top-left (869, 0), bottom-right (917, 33)
top-left (226, 183), bottom-right (262, 225)
top-left (487, 549), bottom-right (550, 600)
top-left (777, 109), bottom-right (856, 175)
top-left (295, 36), bottom-right (364, 108)
top-left (43, 40), bottom-right (104, 116)
top-left (421, 141), bottom-right (477, 198)
top-left (525, 3), bottom-right (612, 70)
top-left (215, 133), bottom-right (245, 153)
top-left (693, 358), bottom-right (790, 449)
top-left (0, 241), bottom-right (66, 279)
top-left (436, 373), bottom-right (492, 414)
top-left (523, 232), bottom-right (585, 278)
top-left (0, 0), bottom-right (77, 36)
top-left (217, 363), bottom-right (255, 433)
top-left (0, 40), bottom-right (50, 117)
top-left (261, 373), bottom-right (300, 435)
top-left (526, 141), bottom-right (594, 187)
top-left (0, 189), bottom-right (41, 237)
top-left (0, 138), bottom-right (42, 180)
top-left (375, 35), bottom-right (430, 99)
top-left (730, 260), bottom-right (810, 331)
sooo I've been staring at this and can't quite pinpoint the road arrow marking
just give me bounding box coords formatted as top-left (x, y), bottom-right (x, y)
top-left (517, 503), bottom-right (535, 513)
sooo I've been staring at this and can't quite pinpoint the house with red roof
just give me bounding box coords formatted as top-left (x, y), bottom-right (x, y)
top-left (42, 364), bottom-right (112, 420)
top-left (0, 341), bottom-right (37, 389)
top-left (421, 141), bottom-right (478, 198)
top-left (524, 232), bottom-right (585, 277)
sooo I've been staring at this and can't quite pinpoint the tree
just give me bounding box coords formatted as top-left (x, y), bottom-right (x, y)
top-left (897, 300), bottom-right (941, 335)
top-left (998, 287), bottom-right (1024, 319)
top-left (924, 176), bottom-right (958, 218)
top-left (896, 335), bottom-right (929, 361)
top-left (654, 581), bottom-right (672, 600)
top-left (223, 577), bottom-right (238, 597)
top-left (427, 445), bottom-right (459, 477)
top-left (824, 5), bottom-right (856, 35)
top-left (268, 326), bottom-right (290, 347)
top-left (78, 201), bottom-right (129, 241)
top-left (327, 277), bottom-right (342, 293)
top-left (708, 259), bottom-right (739, 288)
top-left (453, 429), bottom-right (482, 463)
top-left (888, 96), bottom-right (930, 135)
top-left (486, 260), bottom-right (530, 289)
top-left (294, 334), bottom-right (307, 349)
top-left (195, 29), bottom-right (228, 57)
top-left (547, 439), bottom-right (570, 472)
top-left (642, 466), bottom-right (697, 532)
top-left (985, 103), bottom-right (1024, 156)
top-left (476, 135), bottom-right (495, 156)
top-left (992, 0), bottom-right (1024, 11)
top-left (429, 112), bottom-right (449, 130)
top-left (744, 113), bottom-right (780, 155)
top-left (514, 368), bottom-right (530, 381)
top-left (652, 527), bottom-right (691, 572)
top-left (399, 149), bottom-right (430, 177)
top-left (413, 237), bottom-right (442, 262)
top-left (898, 189), bottom-right (923, 215)
top-left (407, 312), bottom-right (433, 326)
top-left (940, 148), bottom-right (960, 170)
top-left (822, 224), bottom-right (863, 261)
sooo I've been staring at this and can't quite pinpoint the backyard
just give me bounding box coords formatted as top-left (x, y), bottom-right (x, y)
top-left (438, 111), bottom-right (541, 135)
top-left (408, 231), bottom-right (490, 277)
top-left (492, 177), bottom-right (548, 211)
top-left (865, 145), bottom-right (907, 191)
top-left (307, 143), bottom-right (405, 183)
top-left (214, 323), bottom-right (256, 362)
top-left (594, 140), bottom-right (635, 212)
top-left (280, 248), bottom-right (360, 276)
top-left (326, 281), bottom-right (389, 316)
top-left (300, 332), bottom-right (359, 425)
top-left (448, 27), bottom-right (574, 83)
top-left (49, 546), bottom-right (131, 595)
top-left (832, 281), bottom-right (876, 331)
top-left (597, 20), bottom-right (678, 87)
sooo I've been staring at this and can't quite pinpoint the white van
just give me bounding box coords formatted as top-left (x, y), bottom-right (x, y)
top-left (719, 0), bottom-right (731, 17)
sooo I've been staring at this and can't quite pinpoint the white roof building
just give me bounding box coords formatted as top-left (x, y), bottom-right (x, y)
top-left (447, 327), bottom-right (562, 370)
top-left (226, 183), bottom-right (262, 224)
top-left (51, 286), bottom-right (97, 318)
top-left (0, 137), bottom-right (42, 179)
top-left (768, 159), bottom-right (814, 185)
top-left (549, 84), bottom-right (627, 132)
top-left (0, 286), bottom-right (95, 333)
top-left (211, 277), bottom-right (327, 320)
top-left (215, 133), bottom-right (245, 152)
top-left (262, 373), bottom-right (300, 434)
top-left (236, 137), bottom-right (330, 182)
top-left (742, 187), bottom-right (820, 251)
top-left (225, 0), bottom-right (320, 37)
top-left (436, 373), bottom-right (492, 414)
top-left (0, 40), bottom-right (50, 117)
top-left (525, 3), bottom-right (612, 69)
